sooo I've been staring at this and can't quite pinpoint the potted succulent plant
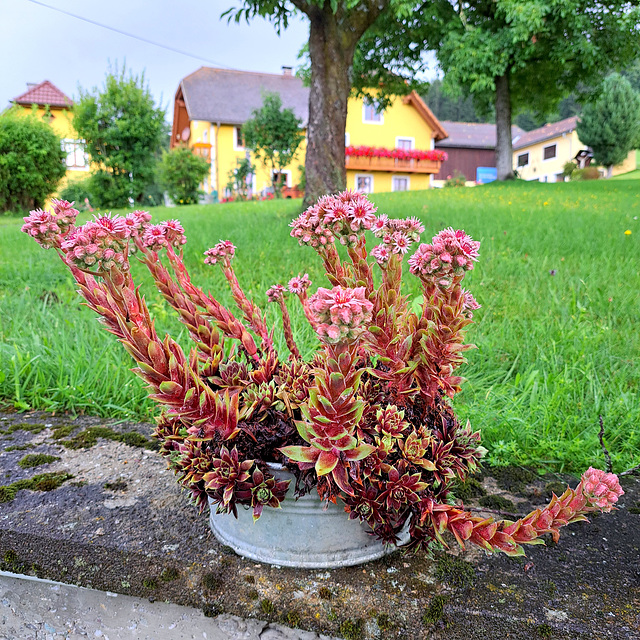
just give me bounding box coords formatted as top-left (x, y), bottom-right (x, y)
top-left (22, 195), bottom-right (623, 568)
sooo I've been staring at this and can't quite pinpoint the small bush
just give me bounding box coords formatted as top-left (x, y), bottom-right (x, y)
top-left (562, 161), bottom-right (577, 179)
top-left (59, 178), bottom-right (94, 210)
top-left (157, 147), bottom-right (210, 205)
top-left (444, 171), bottom-right (466, 188)
top-left (571, 166), bottom-right (601, 181)
top-left (0, 108), bottom-right (66, 213)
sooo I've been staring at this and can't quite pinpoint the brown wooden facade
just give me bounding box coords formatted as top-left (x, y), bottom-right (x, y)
top-left (434, 147), bottom-right (496, 182)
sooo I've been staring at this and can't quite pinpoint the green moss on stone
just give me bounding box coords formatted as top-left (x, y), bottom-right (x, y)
top-left (489, 465), bottom-right (536, 492)
top-left (435, 555), bottom-right (475, 589)
top-left (478, 495), bottom-right (516, 511)
top-left (142, 578), bottom-right (157, 589)
top-left (201, 572), bottom-right (219, 591)
top-left (58, 426), bottom-right (154, 450)
top-left (0, 472), bottom-right (73, 502)
top-left (247, 589), bottom-right (259, 600)
top-left (244, 574), bottom-right (255, 584)
top-left (376, 613), bottom-right (392, 631)
top-left (202, 602), bottom-right (224, 618)
top-left (51, 425), bottom-right (76, 439)
top-left (284, 610), bottom-right (301, 628)
top-left (160, 567), bottom-right (180, 582)
top-left (423, 595), bottom-right (448, 625)
top-left (536, 623), bottom-right (553, 638)
top-left (318, 586), bottom-right (332, 600)
top-left (5, 423), bottom-right (46, 435)
top-left (454, 477), bottom-right (487, 501)
top-left (103, 480), bottom-right (128, 491)
top-left (338, 618), bottom-right (363, 640)
top-left (5, 443), bottom-right (36, 452)
top-left (18, 453), bottom-right (60, 469)
top-left (260, 598), bottom-right (275, 615)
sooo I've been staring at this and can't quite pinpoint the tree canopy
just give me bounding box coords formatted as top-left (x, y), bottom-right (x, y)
top-left (577, 74), bottom-right (640, 175)
top-left (353, 0), bottom-right (640, 179)
top-left (242, 92), bottom-right (304, 197)
top-left (0, 108), bottom-right (66, 213)
top-left (73, 65), bottom-right (167, 208)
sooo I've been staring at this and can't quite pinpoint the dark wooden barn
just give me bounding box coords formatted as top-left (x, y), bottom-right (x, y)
top-left (434, 122), bottom-right (525, 183)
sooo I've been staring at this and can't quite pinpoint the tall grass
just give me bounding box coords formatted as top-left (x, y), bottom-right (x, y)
top-left (1, 180), bottom-right (638, 473)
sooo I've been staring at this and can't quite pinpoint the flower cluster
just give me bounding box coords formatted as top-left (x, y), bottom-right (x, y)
top-left (266, 284), bottom-right (286, 302)
top-left (308, 286), bottom-right (373, 343)
top-left (580, 467), bottom-right (625, 511)
top-left (124, 210), bottom-right (152, 238)
top-left (142, 220), bottom-right (187, 251)
top-left (409, 227), bottom-right (480, 283)
top-left (346, 146), bottom-right (448, 162)
top-left (61, 214), bottom-right (129, 272)
top-left (370, 215), bottom-right (425, 265)
top-left (290, 190), bottom-right (378, 248)
top-left (21, 200), bottom-right (79, 249)
top-left (204, 241), bottom-right (236, 265)
top-left (287, 273), bottom-right (311, 295)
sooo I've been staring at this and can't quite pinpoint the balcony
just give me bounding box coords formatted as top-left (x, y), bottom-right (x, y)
top-left (345, 155), bottom-right (442, 174)
top-left (192, 142), bottom-right (212, 163)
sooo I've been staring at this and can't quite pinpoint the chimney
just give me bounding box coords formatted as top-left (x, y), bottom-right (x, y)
top-left (281, 66), bottom-right (293, 76)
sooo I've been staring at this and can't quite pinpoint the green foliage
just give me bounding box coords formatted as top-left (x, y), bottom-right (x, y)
top-left (58, 178), bottom-right (93, 210)
top-left (435, 554), bottom-right (475, 589)
top-left (562, 162), bottom-right (578, 180)
top-left (444, 172), bottom-right (466, 188)
top-left (577, 74), bottom-right (640, 171)
top-left (242, 93), bottom-right (303, 198)
top-left (157, 147), bottom-right (210, 205)
top-left (423, 595), bottom-right (448, 625)
top-left (571, 166), bottom-right (600, 181)
top-left (423, 79), bottom-right (482, 123)
top-left (18, 453), bottom-right (60, 469)
top-left (226, 157), bottom-right (256, 200)
top-left (73, 65), bottom-right (167, 208)
top-left (0, 472), bottom-right (73, 503)
top-left (0, 108), bottom-right (66, 213)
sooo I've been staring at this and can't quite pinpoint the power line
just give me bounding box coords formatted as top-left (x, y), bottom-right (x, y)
top-left (23, 0), bottom-right (234, 69)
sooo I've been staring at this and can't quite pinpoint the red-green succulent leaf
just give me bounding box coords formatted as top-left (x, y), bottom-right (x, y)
top-left (279, 445), bottom-right (320, 463)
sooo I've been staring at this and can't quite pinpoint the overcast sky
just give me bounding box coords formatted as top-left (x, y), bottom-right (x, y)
top-left (1, 0), bottom-right (309, 119)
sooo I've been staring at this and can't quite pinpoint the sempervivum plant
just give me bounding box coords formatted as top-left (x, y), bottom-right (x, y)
top-left (22, 195), bottom-right (623, 555)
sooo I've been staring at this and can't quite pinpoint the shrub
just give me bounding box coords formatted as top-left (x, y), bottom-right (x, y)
top-left (571, 166), bottom-right (601, 181)
top-left (0, 109), bottom-right (66, 214)
top-left (59, 178), bottom-right (93, 210)
top-left (561, 161), bottom-right (577, 179)
top-left (157, 147), bottom-right (210, 205)
top-left (444, 172), bottom-right (466, 188)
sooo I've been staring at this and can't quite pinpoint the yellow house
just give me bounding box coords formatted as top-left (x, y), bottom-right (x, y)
top-left (171, 67), bottom-right (448, 199)
top-left (512, 116), bottom-right (636, 181)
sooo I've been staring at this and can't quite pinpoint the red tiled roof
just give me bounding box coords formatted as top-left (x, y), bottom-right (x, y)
top-left (13, 80), bottom-right (73, 108)
top-left (512, 117), bottom-right (578, 150)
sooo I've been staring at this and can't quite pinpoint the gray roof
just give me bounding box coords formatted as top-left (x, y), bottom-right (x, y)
top-left (436, 121), bottom-right (526, 149)
top-left (180, 67), bottom-right (309, 126)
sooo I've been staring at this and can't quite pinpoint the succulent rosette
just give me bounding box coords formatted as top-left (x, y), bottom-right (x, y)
top-left (21, 192), bottom-right (623, 559)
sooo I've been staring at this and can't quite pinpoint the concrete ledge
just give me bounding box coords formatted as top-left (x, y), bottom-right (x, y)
top-left (1, 412), bottom-right (639, 639)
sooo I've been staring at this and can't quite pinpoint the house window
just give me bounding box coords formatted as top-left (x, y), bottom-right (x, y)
top-left (355, 174), bottom-right (374, 193)
top-left (517, 153), bottom-right (529, 167)
top-left (345, 132), bottom-right (350, 147)
top-left (234, 126), bottom-right (244, 150)
top-left (392, 176), bottom-right (410, 192)
top-left (272, 170), bottom-right (291, 188)
top-left (61, 139), bottom-right (88, 169)
top-left (362, 101), bottom-right (383, 124)
top-left (396, 137), bottom-right (414, 150)
top-left (203, 129), bottom-right (208, 143)
top-left (543, 144), bottom-right (556, 160)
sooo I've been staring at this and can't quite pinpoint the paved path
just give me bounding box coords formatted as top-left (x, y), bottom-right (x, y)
top-left (0, 572), bottom-right (337, 640)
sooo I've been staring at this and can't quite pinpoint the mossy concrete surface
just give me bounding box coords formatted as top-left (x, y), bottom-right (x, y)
top-left (1, 412), bottom-right (639, 640)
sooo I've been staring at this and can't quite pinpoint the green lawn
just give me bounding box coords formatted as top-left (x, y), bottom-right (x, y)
top-left (1, 180), bottom-right (638, 474)
top-left (611, 169), bottom-right (640, 180)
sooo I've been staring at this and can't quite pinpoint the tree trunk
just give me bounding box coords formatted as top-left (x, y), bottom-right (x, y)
top-left (302, 2), bottom-right (387, 207)
top-left (495, 72), bottom-right (514, 181)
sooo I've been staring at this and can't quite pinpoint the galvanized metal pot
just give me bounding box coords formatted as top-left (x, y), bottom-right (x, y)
top-left (209, 463), bottom-right (409, 568)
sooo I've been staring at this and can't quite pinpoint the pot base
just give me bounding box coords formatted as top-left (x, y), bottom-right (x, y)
top-left (209, 466), bottom-right (408, 568)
